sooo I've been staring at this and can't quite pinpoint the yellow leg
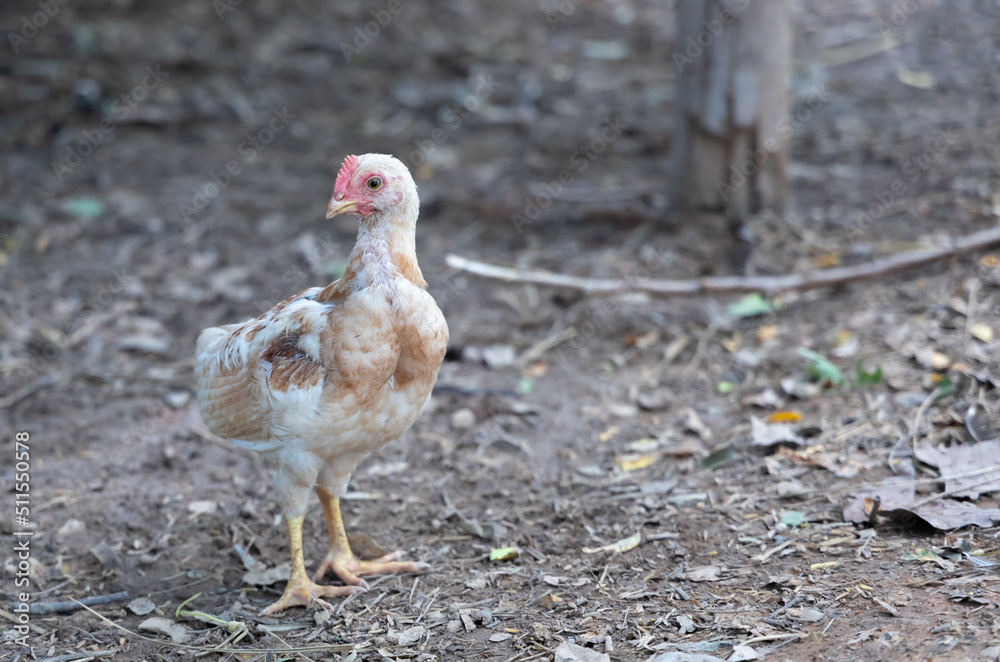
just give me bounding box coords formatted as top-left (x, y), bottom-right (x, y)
top-left (313, 487), bottom-right (429, 587)
top-left (259, 515), bottom-right (363, 616)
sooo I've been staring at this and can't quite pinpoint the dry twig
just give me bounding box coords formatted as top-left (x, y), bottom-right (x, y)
top-left (445, 225), bottom-right (1000, 297)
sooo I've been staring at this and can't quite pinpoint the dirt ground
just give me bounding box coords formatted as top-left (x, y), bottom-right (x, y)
top-left (4, 1), bottom-right (1000, 660)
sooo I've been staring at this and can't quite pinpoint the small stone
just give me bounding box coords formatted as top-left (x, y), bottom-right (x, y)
top-left (490, 632), bottom-right (512, 642)
top-left (57, 518), bottom-right (86, 539)
top-left (450, 408), bottom-right (476, 431)
top-left (165, 391), bottom-right (190, 408)
top-left (797, 607), bottom-right (825, 622)
top-left (128, 597), bottom-right (156, 616)
top-left (482, 344), bottom-right (517, 369)
top-left (90, 543), bottom-right (121, 567)
top-left (728, 644), bottom-right (758, 661)
top-left (447, 619), bottom-right (462, 633)
top-left (461, 345), bottom-right (483, 363)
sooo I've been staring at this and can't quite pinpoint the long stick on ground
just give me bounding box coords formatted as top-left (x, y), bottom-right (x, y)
top-left (445, 225), bottom-right (1000, 297)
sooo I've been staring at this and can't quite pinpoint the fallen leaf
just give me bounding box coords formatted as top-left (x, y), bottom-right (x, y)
top-left (680, 565), bottom-right (723, 582)
top-left (242, 562), bottom-right (291, 586)
top-left (758, 325), bottom-right (779, 343)
top-left (845, 477), bottom-right (1000, 530)
top-left (728, 293), bottom-right (772, 318)
top-left (854, 359), bottom-right (883, 386)
top-left (965, 404), bottom-right (998, 443)
top-left (582, 532), bottom-right (641, 555)
top-left (388, 625), bottom-right (424, 645)
top-left (798, 348), bottom-right (844, 386)
top-left (139, 617), bottom-right (191, 644)
top-left (812, 253), bottom-right (840, 268)
top-left (914, 440), bottom-right (1000, 499)
top-left (750, 416), bottom-right (804, 447)
top-left (554, 640), bottom-right (610, 662)
top-left (616, 453), bottom-right (657, 472)
top-left (676, 613), bottom-right (696, 634)
top-left (970, 323), bottom-right (994, 343)
top-left (872, 597), bottom-right (899, 617)
top-left (897, 68), bottom-right (935, 89)
top-left (901, 548), bottom-right (940, 562)
top-left (60, 196), bottom-right (106, 221)
top-left (699, 444), bottom-right (740, 469)
top-left (721, 332), bottom-right (742, 353)
top-left (187, 500), bottom-right (217, 520)
top-left (780, 511), bottom-right (806, 528)
top-left (540, 594), bottom-right (564, 608)
top-left (728, 645), bottom-right (759, 661)
top-left (489, 547), bottom-right (520, 561)
top-left (766, 411), bottom-right (802, 424)
top-left (128, 597), bottom-right (156, 616)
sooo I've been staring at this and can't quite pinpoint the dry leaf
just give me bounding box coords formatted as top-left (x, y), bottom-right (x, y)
top-left (914, 441), bottom-right (1000, 499)
top-left (242, 562), bottom-right (291, 586)
top-left (680, 565), bottom-right (724, 582)
top-left (616, 453), bottom-right (658, 472)
top-left (582, 532), bottom-right (641, 555)
top-left (139, 617), bottom-right (191, 644)
top-left (750, 416), bottom-right (804, 447)
top-left (766, 411), bottom-right (802, 424)
top-left (758, 325), bottom-right (779, 343)
top-left (970, 323), bottom-right (994, 343)
top-left (554, 640), bottom-right (610, 662)
top-left (489, 547), bottom-right (520, 561)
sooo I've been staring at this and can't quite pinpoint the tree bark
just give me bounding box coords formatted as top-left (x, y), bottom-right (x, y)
top-left (669, 0), bottom-right (792, 217)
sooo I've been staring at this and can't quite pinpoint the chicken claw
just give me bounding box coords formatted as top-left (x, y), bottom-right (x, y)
top-left (314, 548), bottom-right (431, 588)
top-left (259, 576), bottom-right (364, 617)
top-left (259, 514), bottom-right (365, 616)
top-left (315, 488), bottom-right (430, 587)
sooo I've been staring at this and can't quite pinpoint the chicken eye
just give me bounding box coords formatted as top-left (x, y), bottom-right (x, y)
top-left (366, 177), bottom-right (382, 190)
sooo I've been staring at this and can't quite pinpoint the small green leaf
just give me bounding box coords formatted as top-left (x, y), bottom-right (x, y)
top-left (516, 378), bottom-right (533, 395)
top-left (717, 380), bottom-right (735, 394)
top-left (780, 511), bottom-right (806, 528)
top-left (60, 196), bottom-right (105, 221)
top-left (699, 444), bottom-right (740, 470)
top-left (902, 548), bottom-right (940, 562)
top-left (728, 292), bottom-right (772, 318)
top-left (935, 375), bottom-right (955, 399)
top-left (854, 359), bottom-right (883, 386)
top-left (489, 547), bottom-right (519, 561)
top-left (797, 348), bottom-right (843, 386)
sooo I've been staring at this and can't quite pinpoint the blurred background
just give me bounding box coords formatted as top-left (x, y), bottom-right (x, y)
top-left (4, 0), bottom-right (1000, 659)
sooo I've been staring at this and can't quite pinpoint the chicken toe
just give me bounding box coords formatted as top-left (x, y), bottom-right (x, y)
top-left (259, 514), bottom-right (365, 616)
top-left (315, 488), bottom-right (429, 586)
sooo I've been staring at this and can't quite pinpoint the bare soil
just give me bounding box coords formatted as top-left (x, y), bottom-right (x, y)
top-left (4, 1), bottom-right (1000, 661)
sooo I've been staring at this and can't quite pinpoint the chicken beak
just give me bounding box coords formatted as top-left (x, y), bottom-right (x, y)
top-left (326, 197), bottom-right (359, 218)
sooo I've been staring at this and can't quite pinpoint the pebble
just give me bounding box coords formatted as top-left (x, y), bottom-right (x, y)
top-left (482, 344), bottom-right (517, 368)
top-left (165, 391), bottom-right (190, 408)
top-left (450, 408), bottom-right (476, 430)
top-left (57, 518), bottom-right (86, 539)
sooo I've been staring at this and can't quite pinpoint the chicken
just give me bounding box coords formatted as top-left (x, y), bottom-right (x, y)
top-left (195, 154), bottom-right (449, 615)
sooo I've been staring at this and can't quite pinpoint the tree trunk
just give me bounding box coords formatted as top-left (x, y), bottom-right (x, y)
top-left (669, 0), bottom-right (792, 217)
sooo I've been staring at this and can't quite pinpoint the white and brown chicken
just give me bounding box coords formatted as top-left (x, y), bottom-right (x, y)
top-left (195, 154), bottom-right (448, 615)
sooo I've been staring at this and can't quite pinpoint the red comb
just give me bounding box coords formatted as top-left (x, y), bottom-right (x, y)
top-left (334, 155), bottom-right (360, 195)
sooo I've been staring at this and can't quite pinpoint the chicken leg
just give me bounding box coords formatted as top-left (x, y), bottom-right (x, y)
top-left (259, 514), bottom-right (363, 616)
top-left (313, 487), bottom-right (429, 587)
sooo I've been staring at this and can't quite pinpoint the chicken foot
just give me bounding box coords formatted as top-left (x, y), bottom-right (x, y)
top-left (259, 514), bottom-right (364, 616)
top-left (314, 487), bottom-right (429, 588)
